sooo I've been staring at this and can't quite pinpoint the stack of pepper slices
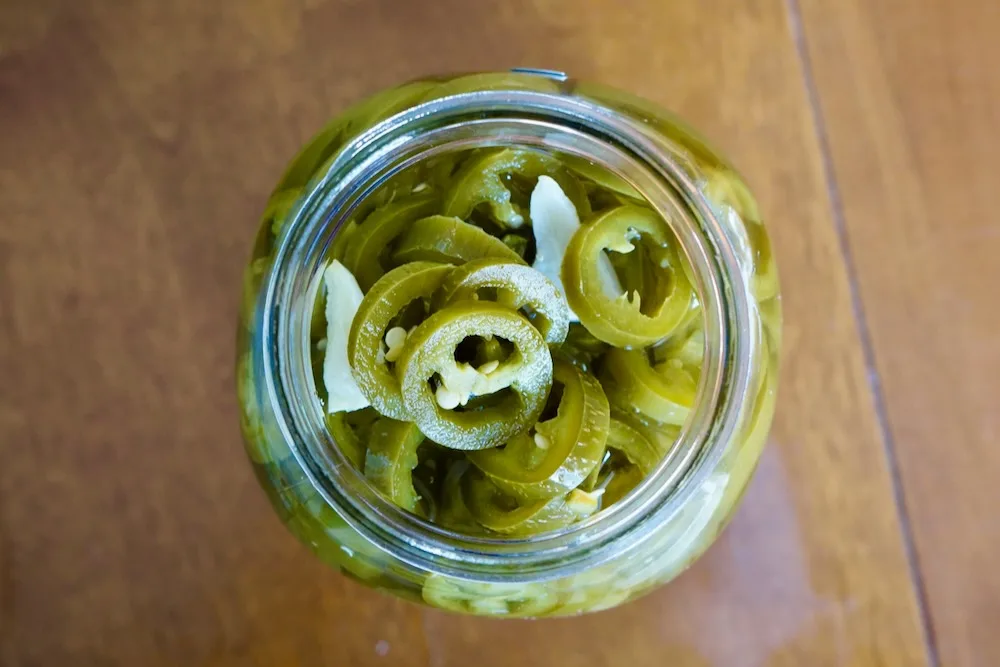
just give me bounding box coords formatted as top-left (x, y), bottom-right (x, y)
top-left (313, 148), bottom-right (703, 536)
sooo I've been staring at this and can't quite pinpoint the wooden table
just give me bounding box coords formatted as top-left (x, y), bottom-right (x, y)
top-left (2, 1), bottom-right (997, 665)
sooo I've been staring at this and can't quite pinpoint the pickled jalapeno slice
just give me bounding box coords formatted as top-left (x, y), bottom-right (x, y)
top-left (343, 193), bottom-right (440, 291)
top-left (461, 467), bottom-right (597, 536)
top-left (442, 148), bottom-right (590, 229)
top-left (469, 356), bottom-right (610, 501)
top-left (364, 417), bottom-right (425, 512)
top-left (600, 347), bottom-right (697, 426)
top-left (562, 205), bottom-right (695, 347)
top-left (421, 572), bottom-right (561, 617)
top-left (326, 408), bottom-right (379, 470)
top-left (703, 167), bottom-right (778, 302)
top-left (395, 301), bottom-right (553, 451)
top-left (347, 262), bottom-right (452, 420)
top-left (606, 414), bottom-right (663, 474)
top-left (392, 215), bottom-right (527, 266)
top-left (437, 258), bottom-right (571, 345)
top-left (558, 322), bottom-right (610, 368)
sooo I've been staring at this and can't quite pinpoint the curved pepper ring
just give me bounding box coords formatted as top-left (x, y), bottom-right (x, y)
top-left (442, 148), bottom-right (590, 229)
top-left (438, 258), bottom-right (571, 345)
top-left (561, 205), bottom-right (695, 347)
top-left (395, 301), bottom-right (552, 450)
top-left (469, 356), bottom-right (610, 501)
top-left (348, 262), bottom-right (452, 420)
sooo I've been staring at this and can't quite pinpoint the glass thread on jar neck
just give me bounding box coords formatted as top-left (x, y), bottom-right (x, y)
top-left (261, 90), bottom-right (753, 582)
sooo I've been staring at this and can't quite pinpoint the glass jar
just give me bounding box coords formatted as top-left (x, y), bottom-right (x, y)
top-left (236, 70), bottom-right (780, 617)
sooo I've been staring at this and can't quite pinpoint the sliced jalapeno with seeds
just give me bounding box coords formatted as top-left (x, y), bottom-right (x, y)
top-left (395, 301), bottom-right (552, 451)
top-left (562, 205), bottom-right (695, 347)
top-left (469, 357), bottom-right (610, 501)
top-left (348, 262), bottom-right (452, 420)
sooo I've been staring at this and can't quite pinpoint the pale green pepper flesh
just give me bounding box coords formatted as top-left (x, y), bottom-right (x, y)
top-left (343, 193), bottom-right (440, 291)
top-left (325, 408), bottom-right (379, 470)
top-left (606, 415), bottom-right (664, 474)
top-left (601, 347), bottom-right (698, 426)
top-left (442, 148), bottom-right (591, 229)
top-left (364, 417), bottom-right (425, 512)
top-left (461, 467), bottom-right (590, 536)
top-left (392, 215), bottom-right (527, 266)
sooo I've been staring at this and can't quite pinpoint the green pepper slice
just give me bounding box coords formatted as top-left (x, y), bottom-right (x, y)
top-left (395, 301), bottom-right (552, 451)
top-left (622, 409), bottom-right (683, 458)
top-left (342, 193), bottom-right (440, 291)
top-left (348, 262), bottom-right (452, 420)
top-left (364, 417), bottom-right (425, 512)
top-left (562, 205), bottom-right (694, 347)
top-left (601, 460), bottom-right (646, 507)
top-left (580, 450), bottom-right (608, 493)
top-left (288, 491), bottom-right (393, 583)
top-left (237, 353), bottom-right (273, 465)
top-left (473, 336), bottom-right (506, 366)
top-left (605, 415), bottom-right (664, 474)
top-left (559, 153), bottom-right (644, 203)
top-left (422, 573), bottom-right (561, 617)
top-left (442, 148), bottom-right (590, 229)
top-left (600, 348), bottom-right (697, 426)
top-left (549, 568), bottom-right (633, 615)
top-left (652, 304), bottom-right (704, 367)
top-left (392, 215), bottom-right (526, 266)
top-left (438, 258), bottom-right (570, 345)
top-left (745, 220), bottom-right (779, 302)
top-left (461, 468), bottom-right (597, 536)
top-left (469, 357), bottom-right (610, 501)
top-left (325, 408), bottom-right (378, 470)
top-left (557, 322), bottom-right (610, 369)
top-left (337, 80), bottom-right (436, 141)
top-left (501, 233), bottom-right (529, 259)
top-left (702, 167), bottom-right (778, 302)
top-left (435, 461), bottom-right (484, 534)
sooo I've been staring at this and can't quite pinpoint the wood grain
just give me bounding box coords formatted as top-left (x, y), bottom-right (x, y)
top-left (0, 1), bottom-right (930, 665)
top-left (797, 0), bottom-right (1000, 665)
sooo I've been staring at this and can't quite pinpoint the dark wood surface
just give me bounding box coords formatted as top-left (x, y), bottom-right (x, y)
top-left (799, 1), bottom-right (1000, 665)
top-left (1, 1), bottom-right (993, 665)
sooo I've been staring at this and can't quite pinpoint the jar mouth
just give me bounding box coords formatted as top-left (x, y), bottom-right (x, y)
top-left (262, 89), bottom-right (753, 582)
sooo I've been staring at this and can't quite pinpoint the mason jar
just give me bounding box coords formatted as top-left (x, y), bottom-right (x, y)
top-left (236, 70), bottom-right (781, 617)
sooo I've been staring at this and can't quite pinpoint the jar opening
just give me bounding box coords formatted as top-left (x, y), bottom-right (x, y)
top-left (262, 90), bottom-right (753, 581)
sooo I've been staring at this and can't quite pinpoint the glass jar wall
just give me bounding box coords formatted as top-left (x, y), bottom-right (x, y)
top-left (236, 70), bottom-right (780, 617)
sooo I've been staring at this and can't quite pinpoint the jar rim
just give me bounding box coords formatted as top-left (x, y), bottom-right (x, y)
top-left (261, 86), bottom-right (753, 582)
